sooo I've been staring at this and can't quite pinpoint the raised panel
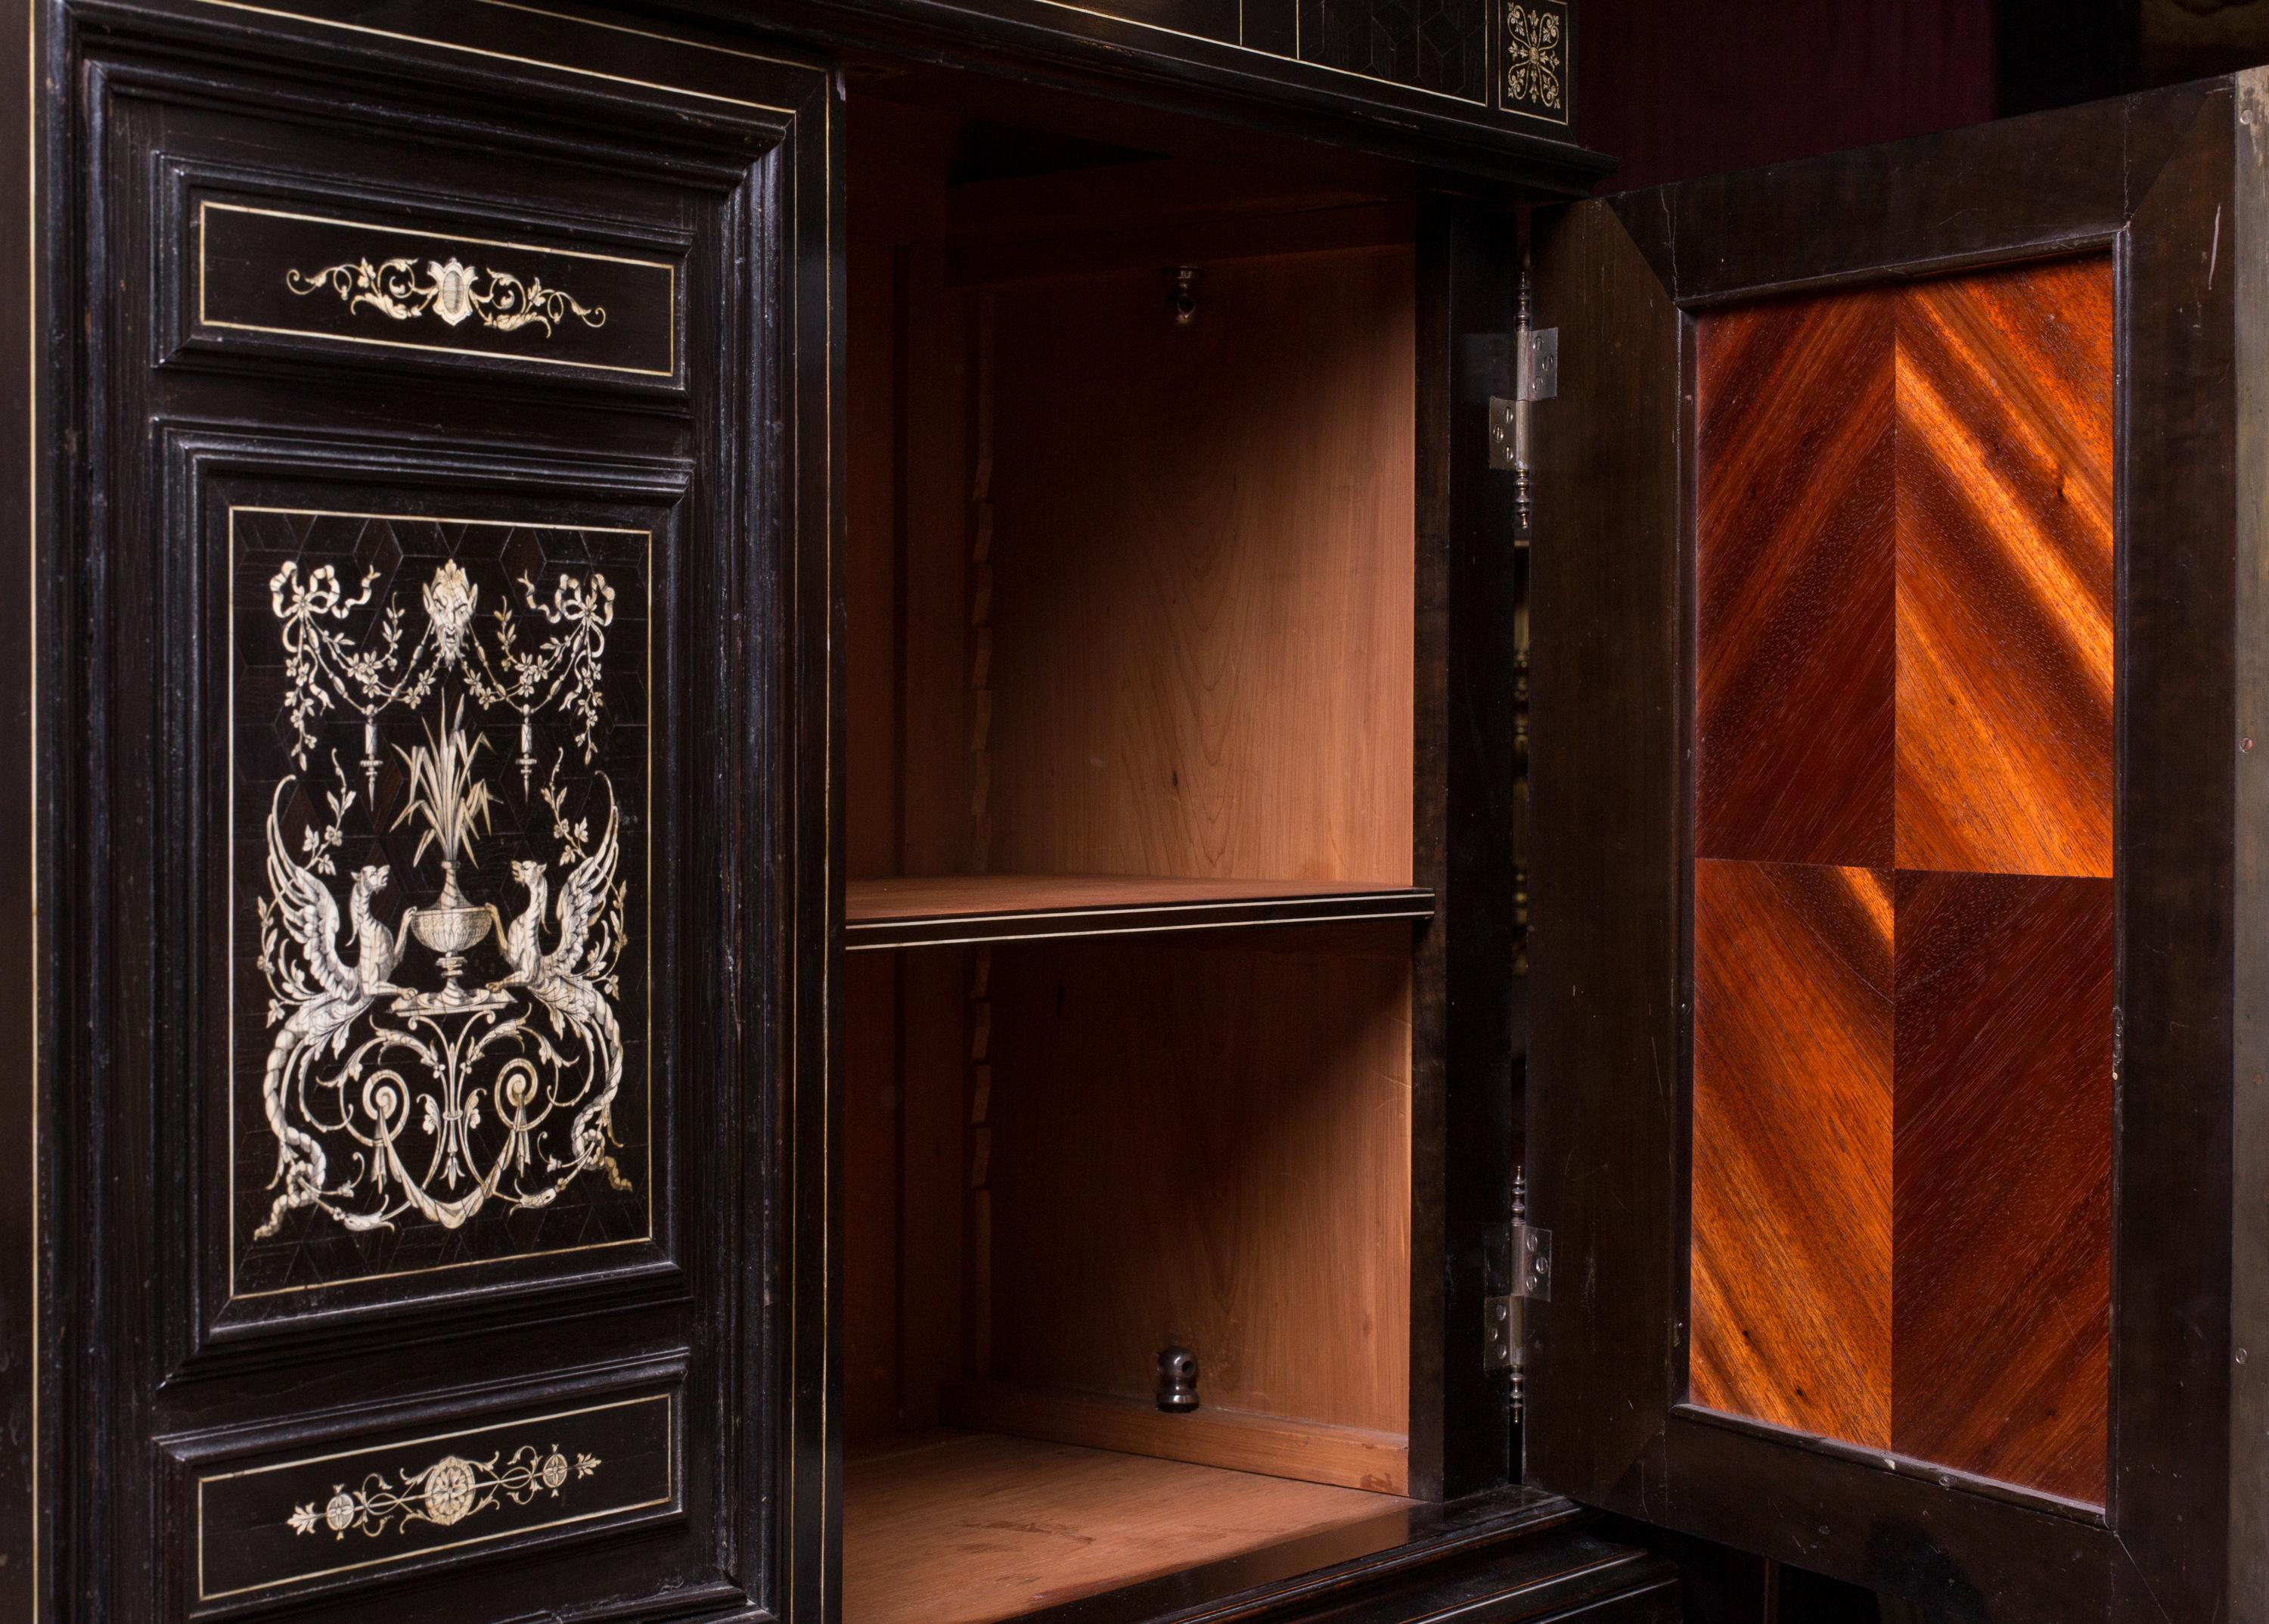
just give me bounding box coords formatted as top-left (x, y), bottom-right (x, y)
top-left (214, 462), bottom-right (667, 1315)
top-left (166, 1362), bottom-right (683, 1614)
top-left (154, 436), bottom-right (696, 1369)
top-left (190, 193), bottom-right (681, 381)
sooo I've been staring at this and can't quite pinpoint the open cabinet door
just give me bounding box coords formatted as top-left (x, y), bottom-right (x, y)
top-left (1527, 73), bottom-right (2269, 1622)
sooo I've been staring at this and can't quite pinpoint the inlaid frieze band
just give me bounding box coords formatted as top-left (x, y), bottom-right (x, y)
top-left (1501, 0), bottom-right (1571, 124)
top-left (288, 1439), bottom-right (601, 1541)
top-left (197, 201), bottom-right (676, 377)
top-left (231, 509), bottom-right (653, 1300)
top-left (286, 256), bottom-right (607, 336)
top-left (192, 1391), bottom-right (674, 1604)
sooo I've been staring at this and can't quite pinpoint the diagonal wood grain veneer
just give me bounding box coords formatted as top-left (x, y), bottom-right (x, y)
top-left (1689, 255), bottom-right (2116, 1507)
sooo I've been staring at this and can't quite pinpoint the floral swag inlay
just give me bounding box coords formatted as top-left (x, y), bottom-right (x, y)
top-left (1505, 4), bottom-right (1563, 111)
top-left (285, 254), bottom-right (607, 336)
top-left (253, 556), bottom-right (633, 1240)
top-left (289, 1441), bottom-right (601, 1541)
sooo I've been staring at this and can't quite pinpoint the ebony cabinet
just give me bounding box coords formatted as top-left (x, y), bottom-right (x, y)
top-left (8, 2), bottom-right (2264, 1623)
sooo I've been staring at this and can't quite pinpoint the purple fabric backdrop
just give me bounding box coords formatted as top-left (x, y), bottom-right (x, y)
top-left (1577, 0), bottom-right (1998, 191)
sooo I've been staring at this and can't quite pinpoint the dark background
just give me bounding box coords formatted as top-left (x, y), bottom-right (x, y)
top-left (1578, 0), bottom-right (2269, 191)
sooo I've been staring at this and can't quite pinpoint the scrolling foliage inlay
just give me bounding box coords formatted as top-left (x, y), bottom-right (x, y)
top-left (232, 511), bottom-right (652, 1298)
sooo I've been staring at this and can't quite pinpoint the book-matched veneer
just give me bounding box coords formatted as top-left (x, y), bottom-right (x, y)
top-left (1689, 255), bottom-right (2117, 1505)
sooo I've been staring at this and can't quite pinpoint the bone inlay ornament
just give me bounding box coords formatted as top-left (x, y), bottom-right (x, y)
top-left (288, 1442), bottom-right (601, 1541)
top-left (285, 255), bottom-right (607, 335)
top-left (253, 554), bottom-right (632, 1242)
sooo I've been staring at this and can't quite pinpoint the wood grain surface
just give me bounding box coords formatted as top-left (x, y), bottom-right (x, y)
top-left (940, 1377), bottom-right (1410, 1492)
top-left (986, 247), bottom-right (1416, 885)
top-left (1895, 259), bottom-right (2115, 878)
top-left (843, 1431), bottom-right (1408, 1624)
top-left (1690, 256), bottom-right (2116, 1504)
top-left (848, 873), bottom-right (1414, 921)
top-left (1690, 859), bottom-right (1895, 1447)
top-left (986, 930), bottom-right (1412, 1443)
top-left (1892, 871), bottom-right (2114, 1504)
top-left (844, 955), bottom-right (905, 1447)
top-left (1695, 288), bottom-right (1896, 868)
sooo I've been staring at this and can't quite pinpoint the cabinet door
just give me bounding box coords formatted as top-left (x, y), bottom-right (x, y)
top-left (13, 2), bottom-right (832, 1619)
top-left (1527, 73), bottom-right (2264, 1622)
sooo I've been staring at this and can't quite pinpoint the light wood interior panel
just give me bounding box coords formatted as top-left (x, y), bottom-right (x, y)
top-left (984, 248), bottom-right (1416, 886)
top-left (984, 927), bottom-right (1412, 1436)
top-left (844, 1432), bottom-right (1410, 1624)
top-left (839, 95), bottom-right (1421, 1621)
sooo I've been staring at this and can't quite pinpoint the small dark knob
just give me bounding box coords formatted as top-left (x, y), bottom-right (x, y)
top-left (1156, 1345), bottom-right (1200, 1412)
top-left (1166, 266), bottom-right (1201, 326)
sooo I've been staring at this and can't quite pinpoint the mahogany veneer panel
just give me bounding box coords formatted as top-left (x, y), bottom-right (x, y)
top-left (1690, 859), bottom-right (1895, 1448)
top-left (1695, 289), bottom-right (1896, 868)
top-left (1690, 256), bottom-right (2117, 1506)
top-left (843, 1431), bottom-right (1408, 1624)
top-left (1892, 871), bottom-right (2114, 1504)
top-left (1894, 259), bottom-right (2115, 878)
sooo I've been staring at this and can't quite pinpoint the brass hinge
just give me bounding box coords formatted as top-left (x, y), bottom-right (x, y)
top-left (1484, 1170), bottom-right (1552, 1421)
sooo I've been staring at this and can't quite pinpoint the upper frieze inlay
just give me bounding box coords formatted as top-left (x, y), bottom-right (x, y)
top-left (285, 255), bottom-right (607, 336)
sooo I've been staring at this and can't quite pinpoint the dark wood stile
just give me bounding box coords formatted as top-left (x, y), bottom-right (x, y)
top-left (2233, 68), bottom-right (2269, 1624)
top-left (0, 2), bottom-right (33, 1622)
top-left (1414, 199), bottom-right (1527, 1501)
top-left (1529, 76), bottom-right (2259, 1622)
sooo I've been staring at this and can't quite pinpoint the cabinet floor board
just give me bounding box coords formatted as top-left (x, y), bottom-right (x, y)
top-left (843, 1430), bottom-right (1411, 1624)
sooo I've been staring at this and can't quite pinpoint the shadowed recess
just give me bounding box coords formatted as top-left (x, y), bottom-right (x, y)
top-left (1696, 290), bottom-right (1896, 868)
top-left (1892, 871), bottom-right (2113, 1504)
top-left (1894, 257), bottom-right (2115, 877)
top-left (1691, 859), bottom-right (1894, 1447)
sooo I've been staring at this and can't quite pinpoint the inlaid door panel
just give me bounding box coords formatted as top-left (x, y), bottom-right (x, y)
top-left (27, 2), bottom-right (833, 1619)
top-left (173, 437), bottom-right (689, 1362)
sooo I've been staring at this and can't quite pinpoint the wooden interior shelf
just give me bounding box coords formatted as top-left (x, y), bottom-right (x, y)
top-left (843, 1431), bottom-right (1412, 1624)
top-left (845, 874), bottom-right (1434, 950)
